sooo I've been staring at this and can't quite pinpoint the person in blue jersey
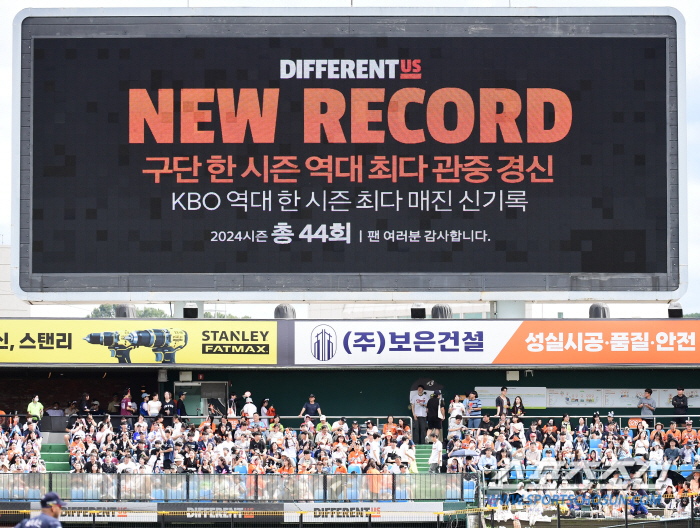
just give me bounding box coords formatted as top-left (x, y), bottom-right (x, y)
top-left (14, 492), bottom-right (65, 528)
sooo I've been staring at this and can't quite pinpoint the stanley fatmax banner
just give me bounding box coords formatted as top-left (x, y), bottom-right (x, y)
top-left (0, 319), bottom-right (277, 365)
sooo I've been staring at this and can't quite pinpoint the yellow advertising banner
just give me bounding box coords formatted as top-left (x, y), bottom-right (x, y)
top-left (0, 319), bottom-right (277, 365)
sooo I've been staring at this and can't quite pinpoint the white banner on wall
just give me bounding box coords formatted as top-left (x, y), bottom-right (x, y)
top-left (547, 389), bottom-right (604, 408)
top-left (476, 387), bottom-right (547, 410)
top-left (603, 388), bottom-right (700, 409)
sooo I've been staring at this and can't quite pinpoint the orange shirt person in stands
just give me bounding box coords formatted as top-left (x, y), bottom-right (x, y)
top-left (666, 421), bottom-right (682, 446)
top-left (383, 416), bottom-right (398, 438)
top-left (682, 420), bottom-right (697, 446)
top-left (348, 444), bottom-right (366, 466)
top-left (366, 459), bottom-right (381, 499)
top-left (278, 456), bottom-right (295, 474)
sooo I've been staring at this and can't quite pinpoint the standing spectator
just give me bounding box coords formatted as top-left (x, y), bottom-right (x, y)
top-left (495, 387), bottom-right (510, 417)
top-left (79, 393), bottom-right (91, 416)
top-left (176, 392), bottom-right (188, 419)
top-left (511, 396), bottom-right (526, 417)
top-left (161, 392), bottom-right (175, 427)
top-left (638, 389), bottom-right (657, 417)
top-left (107, 394), bottom-right (120, 415)
top-left (147, 393), bottom-right (162, 419)
top-left (410, 385), bottom-right (429, 444)
top-left (120, 390), bottom-right (134, 417)
top-left (27, 396), bottom-right (44, 422)
top-left (241, 397), bottom-right (257, 418)
top-left (449, 395), bottom-right (466, 421)
top-left (673, 388), bottom-right (689, 422)
top-left (139, 394), bottom-right (150, 424)
top-left (45, 403), bottom-right (64, 417)
top-left (428, 432), bottom-right (442, 473)
top-left (298, 394), bottom-right (321, 421)
top-left (260, 398), bottom-right (271, 427)
top-left (426, 392), bottom-right (444, 441)
top-left (466, 391), bottom-right (482, 430)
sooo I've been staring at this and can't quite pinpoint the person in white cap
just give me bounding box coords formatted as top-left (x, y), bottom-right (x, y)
top-left (241, 397), bottom-right (257, 418)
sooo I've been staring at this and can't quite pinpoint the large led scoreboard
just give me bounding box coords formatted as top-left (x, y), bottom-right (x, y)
top-left (12, 8), bottom-right (685, 301)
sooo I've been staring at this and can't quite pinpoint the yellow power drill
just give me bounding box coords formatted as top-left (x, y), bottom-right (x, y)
top-left (83, 329), bottom-right (188, 364)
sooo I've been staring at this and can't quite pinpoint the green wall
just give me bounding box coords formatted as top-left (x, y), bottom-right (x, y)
top-left (164, 367), bottom-right (700, 426)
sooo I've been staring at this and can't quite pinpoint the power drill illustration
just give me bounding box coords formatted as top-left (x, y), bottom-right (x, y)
top-left (83, 329), bottom-right (188, 364)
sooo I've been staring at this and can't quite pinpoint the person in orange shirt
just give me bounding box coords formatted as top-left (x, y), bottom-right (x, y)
top-left (328, 458), bottom-right (348, 499)
top-left (348, 443), bottom-right (366, 466)
top-left (366, 459), bottom-right (381, 499)
top-left (279, 456), bottom-right (295, 474)
top-left (382, 416), bottom-right (398, 438)
top-left (682, 420), bottom-right (697, 446)
top-left (665, 421), bottom-right (682, 447)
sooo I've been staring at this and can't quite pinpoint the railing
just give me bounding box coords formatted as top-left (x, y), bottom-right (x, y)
top-left (0, 472), bottom-right (479, 503)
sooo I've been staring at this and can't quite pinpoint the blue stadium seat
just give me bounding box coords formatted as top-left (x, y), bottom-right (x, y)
top-left (671, 465), bottom-right (678, 471)
top-left (464, 481), bottom-right (476, 501)
top-left (348, 465), bottom-right (363, 474)
top-left (234, 465), bottom-right (247, 474)
top-left (0, 489), bottom-right (9, 500)
top-left (589, 439), bottom-right (601, 450)
top-left (71, 489), bottom-right (85, 500)
top-left (314, 489), bottom-right (325, 501)
top-left (85, 489), bottom-right (99, 501)
top-left (27, 489), bottom-right (41, 500)
top-left (347, 488), bottom-right (359, 502)
top-left (680, 464), bottom-right (693, 478)
top-left (525, 465), bottom-right (536, 479)
top-left (395, 489), bottom-right (409, 501)
top-left (198, 489), bottom-right (212, 502)
top-left (167, 488), bottom-right (185, 501)
top-left (151, 489), bottom-right (165, 502)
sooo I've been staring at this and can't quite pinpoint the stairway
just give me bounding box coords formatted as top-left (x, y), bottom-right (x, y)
top-left (42, 443), bottom-right (71, 472)
top-left (415, 444), bottom-right (434, 473)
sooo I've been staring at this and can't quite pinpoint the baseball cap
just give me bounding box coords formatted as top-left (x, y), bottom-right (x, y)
top-left (608, 412), bottom-right (614, 417)
top-left (320, 415), bottom-right (326, 420)
top-left (41, 492), bottom-right (66, 508)
top-left (92, 401), bottom-right (100, 405)
top-left (309, 394), bottom-right (315, 398)
top-left (178, 391), bottom-right (187, 396)
top-left (142, 393), bottom-right (149, 399)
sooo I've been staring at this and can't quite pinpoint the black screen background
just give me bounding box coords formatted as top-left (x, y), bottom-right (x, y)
top-left (30, 37), bottom-right (668, 275)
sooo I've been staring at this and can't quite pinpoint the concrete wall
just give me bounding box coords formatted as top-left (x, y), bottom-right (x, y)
top-left (0, 246), bottom-right (29, 317)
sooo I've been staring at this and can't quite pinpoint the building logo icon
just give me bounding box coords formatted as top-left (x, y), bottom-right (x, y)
top-left (311, 324), bottom-right (337, 361)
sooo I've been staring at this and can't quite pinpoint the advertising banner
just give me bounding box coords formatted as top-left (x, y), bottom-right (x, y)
top-left (284, 502), bottom-right (442, 523)
top-left (294, 320), bottom-right (698, 367)
top-left (477, 387), bottom-right (546, 409)
top-left (30, 502), bottom-right (157, 522)
top-left (158, 502), bottom-right (281, 523)
top-left (603, 388), bottom-right (700, 409)
top-left (547, 389), bottom-right (604, 408)
top-left (15, 11), bottom-right (681, 300)
top-left (0, 319), bottom-right (276, 365)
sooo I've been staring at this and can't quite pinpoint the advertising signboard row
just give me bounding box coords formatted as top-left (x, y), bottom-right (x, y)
top-left (0, 318), bottom-right (697, 369)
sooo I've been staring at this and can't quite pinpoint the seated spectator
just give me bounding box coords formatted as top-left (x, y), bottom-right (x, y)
top-left (665, 438), bottom-right (681, 465)
top-left (45, 403), bottom-right (64, 417)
